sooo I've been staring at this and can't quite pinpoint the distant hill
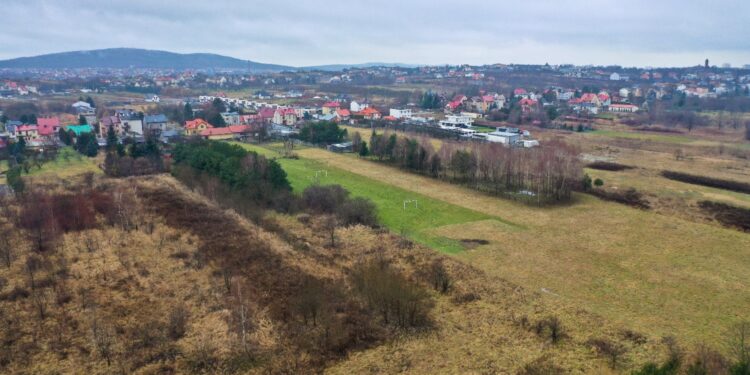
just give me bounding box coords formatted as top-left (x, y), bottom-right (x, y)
top-left (0, 48), bottom-right (293, 72)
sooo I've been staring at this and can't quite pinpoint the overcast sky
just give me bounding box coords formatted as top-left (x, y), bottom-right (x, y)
top-left (1, 0), bottom-right (749, 67)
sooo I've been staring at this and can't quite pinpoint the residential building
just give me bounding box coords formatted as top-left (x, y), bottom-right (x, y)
top-left (37, 117), bottom-right (61, 138)
top-left (350, 100), bottom-right (369, 112)
top-left (221, 112), bottom-right (241, 126)
top-left (144, 114), bottom-right (169, 135)
top-left (321, 102), bottom-right (341, 115)
top-left (608, 104), bottom-right (639, 113)
top-left (357, 107), bottom-right (381, 120)
top-left (199, 125), bottom-right (251, 140)
top-left (439, 115), bottom-right (473, 128)
top-left (389, 108), bottom-right (412, 119)
top-left (16, 125), bottom-right (39, 140)
top-left (273, 108), bottom-right (297, 126)
top-left (185, 119), bottom-right (213, 136)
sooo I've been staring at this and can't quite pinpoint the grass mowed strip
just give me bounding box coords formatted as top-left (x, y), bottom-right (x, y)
top-left (233, 142), bottom-right (512, 253)
top-left (293, 146), bottom-right (750, 349)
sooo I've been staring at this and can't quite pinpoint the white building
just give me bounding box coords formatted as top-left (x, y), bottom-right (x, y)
top-left (610, 72), bottom-right (621, 81)
top-left (389, 108), bottom-right (412, 119)
top-left (350, 101), bottom-right (369, 112)
top-left (439, 115), bottom-right (473, 128)
top-left (619, 88), bottom-right (631, 98)
top-left (608, 104), bottom-right (639, 113)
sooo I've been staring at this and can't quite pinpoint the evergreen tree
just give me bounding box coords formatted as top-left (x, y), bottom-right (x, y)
top-left (359, 141), bottom-right (369, 157)
top-left (184, 103), bottom-right (194, 120)
top-left (58, 127), bottom-right (72, 145)
top-left (79, 115), bottom-right (87, 125)
top-left (106, 125), bottom-right (118, 151)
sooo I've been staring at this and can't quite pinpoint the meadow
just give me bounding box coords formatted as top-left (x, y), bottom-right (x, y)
top-left (1, 147), bottom-right (101, 185)
top-left (237, 142), bottom-right (750, 350)
top-left (233, 142), bottom-right (515, 253)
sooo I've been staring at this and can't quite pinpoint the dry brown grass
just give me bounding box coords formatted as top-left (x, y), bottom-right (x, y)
top-left (296, 147), bottom-right (750, 353)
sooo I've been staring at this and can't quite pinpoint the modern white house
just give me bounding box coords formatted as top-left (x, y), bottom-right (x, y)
top-left (439, 114), bottom-right (474, 128)
top-left (608, 104), bottom-right (639, 113)
top-left (350, 101), bottom-right (369, 112)
top-left (389, 108), bottom-right (412, 119)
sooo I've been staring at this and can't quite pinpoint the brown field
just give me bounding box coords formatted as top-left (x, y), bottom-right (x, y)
top-left (295, 147), bottom-right (750, 352)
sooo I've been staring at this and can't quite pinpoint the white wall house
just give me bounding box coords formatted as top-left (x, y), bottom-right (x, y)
top-left (389, 108), bottom-right (412, 119)
top-left (350, 101), bottom-right (369, 112)
top-left (610, 72), bottom-right (621, 81)
top-left (439, 115), bottom-right (474, 128)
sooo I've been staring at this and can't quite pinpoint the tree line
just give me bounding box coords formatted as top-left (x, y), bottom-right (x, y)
top-left (361, 131), bottom-right (582, 204)
top-left (171, 140), bottom-right (290, 208)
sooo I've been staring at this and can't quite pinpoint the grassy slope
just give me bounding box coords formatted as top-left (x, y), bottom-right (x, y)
top-left (234, 142), bottom-right (512, 253)
top-left (2, 147), bottom-right (101, 185)
top-left (277, 146), bottom-right (750, 349)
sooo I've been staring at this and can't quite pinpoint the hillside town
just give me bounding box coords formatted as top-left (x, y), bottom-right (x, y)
top-left (2, 60), bottom-right (749, 152)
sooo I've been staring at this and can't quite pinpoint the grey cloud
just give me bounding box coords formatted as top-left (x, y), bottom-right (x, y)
top-left (0, 0), bottom-right (748, 67)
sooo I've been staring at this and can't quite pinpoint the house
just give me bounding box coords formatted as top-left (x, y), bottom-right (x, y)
top-left (597, 92), bottom-right (611, 106)
top-left (513, 88), bottom-right (529, 98)
top-left (481, 130), bottom-right (520, 145)
top-left (99, 116), bottom-right (121, 137)
top-left (15, 125), bottom-right (39, 140)
top-left (5, 120), bottom-right (21, 135)
top-left (445, 100), bottom-right (462, 112)
top-left (144, 94), bottom-right (160, 103)
top-left (65, 124), bottom-right (94, 137)
top-left (258, 107), bottom-right (276, 123)
top-left (321, 102), bottom-right (341, 115)
top-left (439, 115), bottom-right (473, 128)
top-left (221, 112), bottom-right (241, 126)
top-left (273, 108), bottom-right (298, 126)
top-left (72, 101), bottom-right (95, 115)
top-left (518, 98), bottom-right (538, 112)
top-left (144, 114), bottom-right (169, 135)
top-left (389, 108), bottom-right (412, 119)
top-left (199, 125), bottom-right (251, 140)
top-left (327, 141), bottom-right (353, 153)
top-left (185, 119), bottom-right (214, 136)
top-left (609, 73), bottom-right (621, 81)
top-left (335, 109), bottom-right (351, 121)
top-left (357, 107), bottom-right (381, 120)
top-left (120, 118), bottom-right (144, 136)
top-left (608, 104), bottom-right (639, 113)
top-left (36, 117), bottom-right (61, 137)
top-left (350, 101), bottom-right (369, 112)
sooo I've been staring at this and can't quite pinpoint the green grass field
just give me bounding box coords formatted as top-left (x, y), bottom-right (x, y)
top-left (233, 142), bottom-right (517, 253)
top-left (1, 147), bottom-right (102, 185)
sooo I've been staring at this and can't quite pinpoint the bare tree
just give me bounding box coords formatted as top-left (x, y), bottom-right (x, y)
top-left (91, 318), bottom-right (116, 366)
top-left (728, 321), bottom-right (750, 366)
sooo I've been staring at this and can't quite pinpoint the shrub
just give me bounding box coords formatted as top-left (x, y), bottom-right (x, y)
top-left (586, 338), bottom-right (626, 369)
top-left (594, 178), bottom-right (604, 187)
top-left (336, 197), bottom-right (378, 227)
top-left (699, 201), bottom-right (750, 232)
top-left (302, 185), bottom-right (348, 214)
top-left (519, 355), bottom-right (564, 375)
top-left (427, 260), bottom-right (451, 294)
top-left (586, 161), bottom-right (634, 171)
top-left (589, 187), bottom-right (650, 209)
top-left (351, 260), bottom-right (431, 328)
top-left (167, 305), bottom-right (189, 340)
top-left (661, 171), bottom-right (750, 194)
top-left (533, 316), bottom-right (566, 344)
